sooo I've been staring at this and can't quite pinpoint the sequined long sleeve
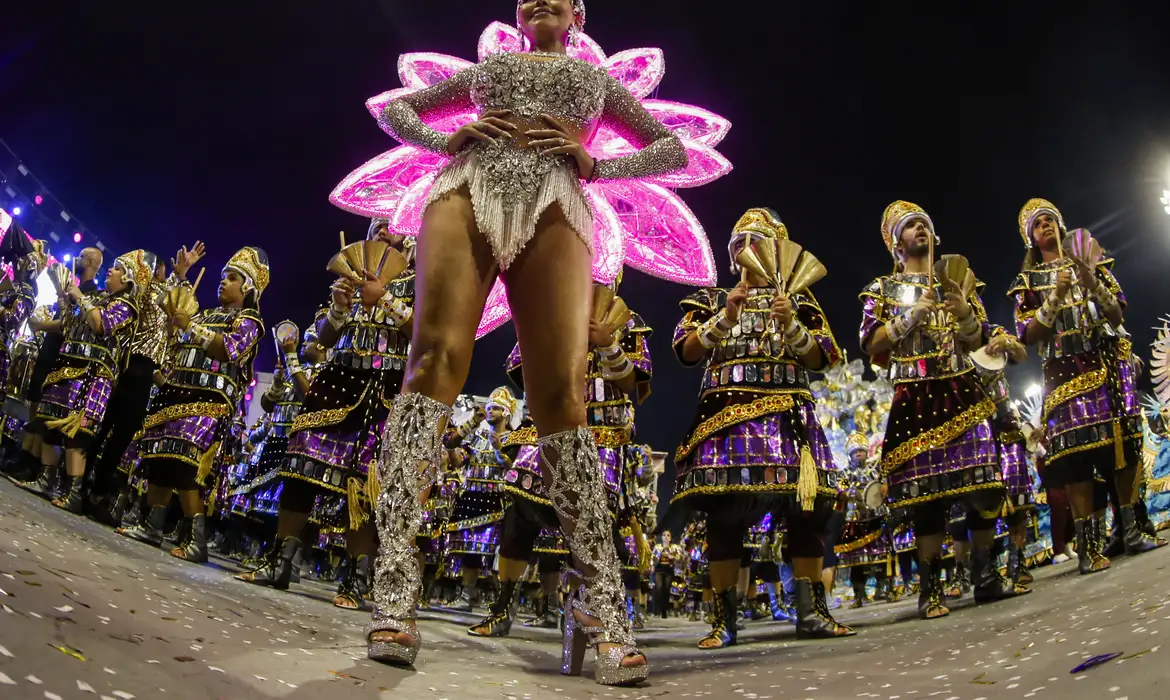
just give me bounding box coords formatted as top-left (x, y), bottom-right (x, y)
top-left (378, 67), bottom-right (479, 155)
top-left (858, 279), bottom-right (888, 359)
top-left (795, 293), bottom-right (842, 370)
top-left (221, 316), bottom-right (262, 362)
top-left (100, 299), bottom-right (137, 336)
top-left (672, 289), bottom-right (716, 366)
top-left (592, 75), bottom-right (687, 182)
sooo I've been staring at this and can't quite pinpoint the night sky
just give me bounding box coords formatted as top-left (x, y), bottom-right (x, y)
top-left (3, 2), bottom-right (1170, 503)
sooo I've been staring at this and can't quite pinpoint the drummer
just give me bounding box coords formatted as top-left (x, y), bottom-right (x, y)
top-left (860, 201), bottom-right (1027, 621)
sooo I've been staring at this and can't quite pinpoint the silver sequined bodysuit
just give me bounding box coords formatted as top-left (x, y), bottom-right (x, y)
top-left (379, 51), bottom-right (687, 269)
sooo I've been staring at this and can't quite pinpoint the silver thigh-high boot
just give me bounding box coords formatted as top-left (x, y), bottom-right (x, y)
top-left (366, 393), bottom-right (451, 666)
top-left (543, 427), bottom-right (648, 687)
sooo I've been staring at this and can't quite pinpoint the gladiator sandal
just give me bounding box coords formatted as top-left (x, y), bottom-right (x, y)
top-left (916, 558), bottom-right (950, 620)
top-left (118, 505), bottom-right (167, 547)
top-left (235, 537), bottom-right (302, 590)
top-left (543, 427), bottom-right (648, 686)
top-left (468, 579), bottom-right (519, 637)
top-left (794, 578), bottom-right (855, 638)
top-left (1074, 517), bottom-right (1110, 575)
top-left (366, 393), bottom-right (450, 666)
top-left (1016, 547), bottom-right (1035, 586)
top-left (971, 546), bottom-right (1029, 603)
top-left (697, 587), bottom-right (736, 649)
top-left (1121, 504), bottom-right (1166, 554)
top-left (945, 561), bottom-right (971, 599)
top-left (51, 475), bottom-right (86, 514)
top-left (334, 554), bottom-right (365, 609)
top-left (171, 514), bottom-right (209, 563)
top-left (17, 462), bottom-right (59, 498)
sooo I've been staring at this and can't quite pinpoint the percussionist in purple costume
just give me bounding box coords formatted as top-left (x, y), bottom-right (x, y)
top-left (35, 250), bottom-right (147, 514)
top-left (668, 208), bottom-right (853, 649)
top-left (1010, 198), bottom-right (1163, 576)
top-left (119, 247), bottom-right (266, 566)
top-left (860, 200), bottom-right (1027, 622)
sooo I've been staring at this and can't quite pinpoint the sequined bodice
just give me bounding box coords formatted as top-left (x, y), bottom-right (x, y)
top-left (59, 292), bottom-right (136, 378)
top-left (869, 273), bottom-right (973, 382)
top-left (473, 52), bottom-right (605, 131)
top-left (330, 273), bottom-right (413, 372)
top-left (129, 282), bottom-right (170, 366)
top-left (1016, 260), bottom-right (1119, 361)
top-left (700, 288), bottom-right (812, 395)
top-left (462, 425), bottom-right (510, 486)
top-left (170, 307), bottom-right (260, 404)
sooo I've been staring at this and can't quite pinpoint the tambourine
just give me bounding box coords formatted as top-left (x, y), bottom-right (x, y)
top-left (862, 481), bottom-right (886, 510)
top-left (969, 346), bottom-right (1007, 372)
top-left (273, 320), bottom-right (299, 350)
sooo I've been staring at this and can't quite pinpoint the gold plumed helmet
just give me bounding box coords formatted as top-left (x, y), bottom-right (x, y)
top-left (114, 249), bottom-right (158, 299)
top-left (1017, 198), bottom-right (1065, 249)
top-left (224, 247), bottom-right (271, 301)
top-left (729, 207), bottom-right (788, 274)
top-left (485, 386), bottom-right (517, 416)
top-left (846, 431), bottom-right (869, 455)
top-left (880, 200), bottom-right (935, 257)
top-left (18, 239), bottom-right (49, 276)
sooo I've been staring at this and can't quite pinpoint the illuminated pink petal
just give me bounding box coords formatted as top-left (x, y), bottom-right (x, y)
top-left (397, 52), bottom-right (473, 89)
top-left (568, 32), bottom-right (606, 64)
top-left (478, 21), bottom-right (526, 60)
top-left (641, 99), bottom-right (732, 147)
top-left (0, 208), bottom-right (11, 236)
top-left (603, 48), bottom-right (664, 100)
top-left (365, 87), bottom-right (415, 120)
top-left (329, 147), bottom-right (446, 219)
top-left (584, 186), bottom-right (624, 284)
top-left (600, 181), bottom-right (716, 286)
top-left (389, 171), bottom-right (439, 236)
top-left (476, 277), bottom-right (513, 339)
top-left (649, 140), bottom-right (733, 189)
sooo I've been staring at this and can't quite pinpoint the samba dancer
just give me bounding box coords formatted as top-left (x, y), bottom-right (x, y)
top-left (860, 200), bottom-right (1027, 620)
top-left (118, 247), bottom-right (267, 564)
top-left (237, 221), bottom-right (415, 608)
top-left (368, 0), bottom-right (685, 682)
top-left (1010, 198), bottom-right (1163, 574)
top-left (669, 208), bottom-right (852, 648)
top-left (468, 280), bottom-right (652, 637)
top-left (33, 251), bottom-right (149, 513)
top-left (835, 432), bottom-right (892, 609)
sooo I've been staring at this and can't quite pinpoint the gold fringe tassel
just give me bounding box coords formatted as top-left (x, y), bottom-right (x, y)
top-left (631, 518), bottom-right (651, 573)
top-left (1113, 420), bottom-right (1125, 469)
top-left (44, 412), bottom-right (83, 438)
top-left (797, 445), bottom-right (817, 511)
top-left (196, 441), bottom-right (221, 486)
top-left (348, 476), bottom-right (370, 531)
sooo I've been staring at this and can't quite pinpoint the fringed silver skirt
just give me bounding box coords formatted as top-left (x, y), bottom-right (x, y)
top-left (425, 143), bottom-right (594, 270)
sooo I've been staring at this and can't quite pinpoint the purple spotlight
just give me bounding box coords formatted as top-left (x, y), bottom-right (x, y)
top-left (73, 232), bottom-right (82, 243)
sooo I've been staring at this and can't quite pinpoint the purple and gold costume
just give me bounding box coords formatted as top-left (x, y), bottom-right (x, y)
top-left (1, 277), bottom-right (38, 441)
top-left (35, 290), bottom-right (138, 447)
top-left (670, 286), bottom-right (841, 514)
top-left (282, 270), bottom-right (414, 531)
top-left (1010, 260), bottom-right (1139, 486)
top-left (137, 305), bottom-right (263, 484)
top-left (859, 272), bottom-right (1001, 508)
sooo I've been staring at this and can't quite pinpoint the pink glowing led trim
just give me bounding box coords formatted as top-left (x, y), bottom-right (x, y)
top-left (330, 20), bottom-right (732, 338)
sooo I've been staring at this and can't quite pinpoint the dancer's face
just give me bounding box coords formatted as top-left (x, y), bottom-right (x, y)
top-left (898, 217), bottom-right (931, 258)
top-left (106, 264), bottom-right (127, 294)
top-left (486, 405), bottom-right (507, 425)
top-left (518, 0), bottom-right (574, 43)
top-left (1030, 213), bottom-right (1061, 252)
top-left (218, 269), bottom-right (247, 306)
top-left (154, 262), bottom-right (167, 282)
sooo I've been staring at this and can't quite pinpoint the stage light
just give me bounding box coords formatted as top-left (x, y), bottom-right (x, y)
top-left (34, 195), bottom-right (43, 206)
top-left (245, 393), bottom-right (253, 402)
top-left (1026, 383), bottom-right (1042, 399)
top-left (11, 206), bottom-right (20, 216)
top-left (73, 232), bottom-right (82, 243)
top-left (63, 253), bottom-right (72, 263)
